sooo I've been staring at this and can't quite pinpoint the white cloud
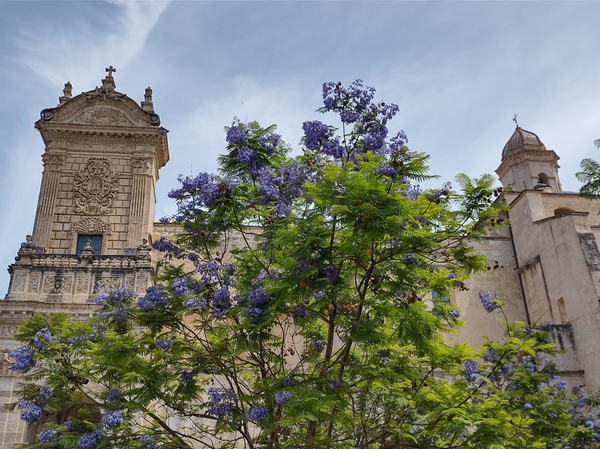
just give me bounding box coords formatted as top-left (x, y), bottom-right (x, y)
top-left (16, 0), bottom-right (171, 88)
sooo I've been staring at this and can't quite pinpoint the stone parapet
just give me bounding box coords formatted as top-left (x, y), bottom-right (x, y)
top-left (5, 254), bottom-right (153, 302)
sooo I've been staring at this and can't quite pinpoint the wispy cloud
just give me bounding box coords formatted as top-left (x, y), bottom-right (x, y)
top-left (16, 0), bottom-right (171, 88)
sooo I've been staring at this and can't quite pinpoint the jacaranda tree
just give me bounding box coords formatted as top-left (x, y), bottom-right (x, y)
top-left (9, 80), bottom-right (600, 449)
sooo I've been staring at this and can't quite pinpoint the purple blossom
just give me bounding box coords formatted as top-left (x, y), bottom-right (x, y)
top-left (478, 290), bottom-right (498, 313)
top-left (246, 404), bottom-right (268, 422)
top-left (258, 133), bottom-right (280, 152)
top-left (247, 287), bottom-right (270, 306)
top-left (389, 131), bottom-right (408, 154)
top-left (39, 384), bottom-right (53, 402)
top-left (102, 410), bottom-right (123, 427)
top-left (208, 388), bottom-right (237, 417)
top-left (247, 307), bottom-right (262, 319)
top-left (172, 277), bottom-right (189, 296)
top-left (69, 333), bottom-right (87, 345)
top-left (275, 390), bottom-right (292, 404)
top-left (8, 345), bottom-right (32, 371)
top-left (313, 290), bottom-right (325, 300)
top-left (484, 348), bottom-right (497, 363)
top-left (39, 428), bottom-right (57, 443)
top-left (283, 375), bottom-right (295, 387)
top-left (238, 146), bottom-right (257, 165)
top-left (309, 336), bottom-right (325, 353)
top-left (34, 328), bottom-right (54, 349)
top-left (293, 304), bottom-right (308, 318)
top-left (107, 388), bottom-right (122, 402)
top-left (322, 139), bottom-right (345, 159)
top-left (332, 379), bottom-right (344, 389)
top-left (340, 110), bottom-right (360, 124)
top-left (375, 164), bottom-right (398, 177)
top-left (19, 399), bottom-right (42, 423)
top-left (524, 403), bottom-right (533, 410)
top-left (402, 253), bottom-right (418, 265)
top-left (302, 120), bottom-right (329, 151)
top-left (156, 338), bottom-right (172, 350)
top-left (181, 371), bottom-right (194, 383)
top-left (324, 266), bottom-right (339, 282)
top-left (464, 360), bottom-right (479, 382)
top-left (78, 429), bottom-right (103, 448)
top-left (448, 309), bottom-right (461, 318)
top-left (182, 297), bottom-right (207, 310)
top-left (94, 293), bottom-right (108, 306)
top-left (556, 380), bottom-right (568, 390)
top-left (226, 124), bottom-right (247, 145)
top-left (138, 285), bottom-right (167, 311)
top-left (152, 236), bottom-right (174, 252)
top-left (109, 287), bottom-right (132, 301)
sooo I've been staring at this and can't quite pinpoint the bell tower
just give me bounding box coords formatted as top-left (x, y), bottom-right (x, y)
top-left (495, 126), bottom-right (561, 192)
top-left (4, 68), bottom-right (169, 304)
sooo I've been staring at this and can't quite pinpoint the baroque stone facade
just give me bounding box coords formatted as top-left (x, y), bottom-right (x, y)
top-left (2, 72), bottom-right (600, 447)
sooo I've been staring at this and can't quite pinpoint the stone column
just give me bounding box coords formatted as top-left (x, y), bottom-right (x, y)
top-left (126, 156), bottom-right (154, 248)
top-left (32, 153), bottom-right (64, 250)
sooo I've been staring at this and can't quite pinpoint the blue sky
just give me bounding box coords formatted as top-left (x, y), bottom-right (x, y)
top-left (1, 0), bottom-right (600, 295)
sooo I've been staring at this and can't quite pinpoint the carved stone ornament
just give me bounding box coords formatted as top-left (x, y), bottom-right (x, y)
top-left (132, 157), bottom-right (153, 174)
top-left (73, 158), bottom-right (119, 215)
top-left (43, 275), bottom-right (72, 294)
top-left (72, 217), bottom-right (111, 234)
top-left (71, 107), bottom-right (133, 126)
top-left (42, 153), bottom-right (64, 170)
top-left (83, 85), bottom-right (126, 102)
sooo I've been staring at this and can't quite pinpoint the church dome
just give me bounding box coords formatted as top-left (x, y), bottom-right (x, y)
top-left (502, 127), bottom-right (547, 159)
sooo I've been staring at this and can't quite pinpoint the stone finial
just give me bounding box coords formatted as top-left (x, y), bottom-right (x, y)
top-left (141, 87), bottom-right (154, 112)
top-left (16, 235), bottom-right (35, 259)
top-left (59, 81), bottom-right (73, 104)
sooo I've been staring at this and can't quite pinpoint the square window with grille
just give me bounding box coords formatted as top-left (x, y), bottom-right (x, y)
top-left (76, 235), bottom-right (102, 255)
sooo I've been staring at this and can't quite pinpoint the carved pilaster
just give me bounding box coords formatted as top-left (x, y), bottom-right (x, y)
top-left (127, 157), bottom-right (153, 248)
top-left (32, 153), bottom-right (64, 248)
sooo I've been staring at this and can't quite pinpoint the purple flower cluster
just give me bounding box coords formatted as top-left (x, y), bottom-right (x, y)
top-left (207, 388), bottom-right (237, 417)
top-left (448, 309), bottom-right (461, 318)
top-left (226, 124), bottom-right (247, 145)
top-left (168, 173), bottom-right (224, 214)
top-left (152, 236), bottom-right (174, 252)
top-left (39, 384), bottom-right (53, 402)
top-left (258, 133), bottom-right (280, 153)
top-left (212, 285), bottom-right (231, 319)
top-left (293, 304), bottom-right (308, 318)
top-left (332, 379), bottom-right (344, 389)
top-left (102, 410), bottom-right (123, 427)
top-left (182, 297), bottom-right (207, 310)
top-left (402, 253), bottom-right (418, 265)
top-left (302, 120), bottom-right (330, 151)
top-left (107, 388), bottom-right (122, 402)
top-left (309, 336), bottom-right (325, 353)
top-left (110, 287), bottom-right (132, 302)
top-left (464, 360), bottom-right (479, 382)
top-left (238, 147), bottom-right (257, 165)
top-left (484, 348), bottom-right (497, 363)
top-left (34, 328), bottom-right (54, 349)
top-left (8, 345), bottom-right (32, 371)
top-left (18, 399), bottom-right (42, 423)
top-left (324, 266), bottom-right (339, 282)
top-left (78, 429), bottom-right (103, 448)
top-left (69, 333), bottom-right (87, 345)
top-left (246, 404), bottom-right (268, 422)
top-left (156, 338), bottom-right (172, 350)
top-left (275, 390), bottom-right (292, 404)
top-left (181, 371), bottom-right (194, 383)
top-left (322, 79), bottom-right (375, 113)
top-left (137, 285), bottom-right (167, 312)
top-left (282, 375), bottom-right (295, 387)
top-left (39, 428), bottom-right (57, 443)
top-left (140, 435), bottom-right (159, 449)
top-left (172, 277), bottom-right (189, 296)
top-left (375, 164), bottom-right (398, 177)
top-left (478, 290), bottom-right (498, 313)
top-left (247, 287), bottom-right (270, 306)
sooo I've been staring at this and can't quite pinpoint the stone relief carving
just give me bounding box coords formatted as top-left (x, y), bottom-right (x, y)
top-left (42, 153), bottom-right (64, 171)
top-left (12, 274), bottom-right (27, 292)
top-left (137, 274), bottom-right (149, 292)
top-left (76, 275), bottom-right (90, 294)
top-left (71, 107), bottom-right (133, 126)
top-left (29, 274), bottom-right (40, 293)
top-left (73, 158), bottom-right (119, 215)
top-left (83, 85), bottom-right (126, 102)
top-left (132, 157), bottom-right (153, 175)
top-left (43, 275), bottom-right (72, 294)
top-left (93, 276), bottom-right (121, 294)
top-left (125, 276), bottom-right (135, 292)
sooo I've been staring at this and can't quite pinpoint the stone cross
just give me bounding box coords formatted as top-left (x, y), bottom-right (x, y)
top-left (105, 66), bottom-right (116, 77)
